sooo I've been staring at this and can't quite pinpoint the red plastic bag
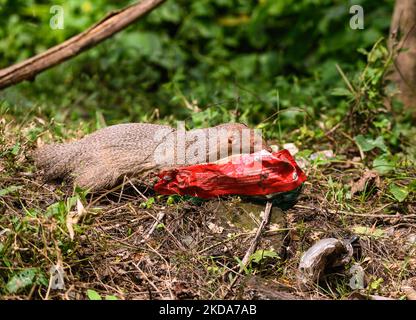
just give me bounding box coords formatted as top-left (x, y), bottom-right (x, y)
top-left (154, 149), bottom-right (307, 199)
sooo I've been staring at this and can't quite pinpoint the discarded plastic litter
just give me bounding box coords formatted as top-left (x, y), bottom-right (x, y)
top-left (154, 149), bottom-right (307, 201)
top-left (298, 238), bottom-right (353, 290)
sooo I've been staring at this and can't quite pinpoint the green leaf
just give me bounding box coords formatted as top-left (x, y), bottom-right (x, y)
top-left (105, 295), bottom-right (118, 300)
top-left (331, 87), bottom-right (352, 97)
top-left (372, 154), bottom-right (396, 175)
top-left (11, 142), bottom-right (21, 155)
top-left (140, 197), bottom-right (155, 209)
top-left (373, 137), bottom-right (388, 152)
top-left (166, 195), bottom-right (176, 205)
top-left (353, 226), bottom-right (384, 238)
top-left (0, 185), bottom-right (23, 197)
top-left (6, 269), bottom-right (37, 293)
top-left (354, 135), bottom-right (387, 152)
top-left (409, 180), bottom-right (416, 193)
top-left (370, 278), bottom-right (384, 290)
top-left (249, 249), bottom-right (279, 264)
top-left (389, 184), bottom-right (409, 202)
top-left (87, 289), bottom-right (102, 300)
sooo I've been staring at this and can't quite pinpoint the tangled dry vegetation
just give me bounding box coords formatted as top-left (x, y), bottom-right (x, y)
top-left (0, 116), bottom-right (415, 300)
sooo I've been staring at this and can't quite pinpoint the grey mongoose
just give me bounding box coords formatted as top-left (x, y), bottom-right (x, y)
top-left (34, 123), bottom-right (270, 191)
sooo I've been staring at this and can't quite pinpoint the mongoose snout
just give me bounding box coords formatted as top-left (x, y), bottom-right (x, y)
top-left (34, 123), bottom-right (270, 191)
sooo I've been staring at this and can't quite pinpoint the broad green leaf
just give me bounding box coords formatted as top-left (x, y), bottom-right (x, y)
top-left (373, 137), bottom-right (388, 152)
top-left (6, 269), bottom-right (37, 293)
top-left (354, 135), bottom-right (387, 152)
top-left (249, 249), bottom-right (279, 264)
top-left (105, 295), bottom-right (118, 300)
top-left (87, 289), bottom-right (102, 300)
top-left (372, 154), bottom-right (396, 175)
top-left (389, 184), bottom-right (409, 202)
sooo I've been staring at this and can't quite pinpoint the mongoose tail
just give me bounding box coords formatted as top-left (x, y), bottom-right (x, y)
top-left (34, 142), bottom-right (82, 182)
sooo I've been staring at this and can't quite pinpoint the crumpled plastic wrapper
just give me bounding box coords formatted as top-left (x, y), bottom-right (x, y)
top-left (298, 238), bottom-right (353, 290)
top-left (154, 149), bottom-right (307, 199)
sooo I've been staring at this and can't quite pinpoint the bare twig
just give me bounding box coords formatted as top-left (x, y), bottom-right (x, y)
top-left (127, 178), bottom-right (148, 201)
top-left (133, 262), bottom-right (165, 298)
top-left (240, 201), bottom-right (273, 267)
top-left (141, 211), bottom-right (166, 243)
top-left (223, 201), bottom-right (273, 297)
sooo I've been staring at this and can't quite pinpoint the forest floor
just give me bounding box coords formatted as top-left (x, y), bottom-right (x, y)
top-left (0, 116), bottom-right (415, 300)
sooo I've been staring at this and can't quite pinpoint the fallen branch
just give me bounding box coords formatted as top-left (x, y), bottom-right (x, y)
top-left (141, 211), bottom-right (166, 243)
top-left (0, 0), bottom-right (166, 90)
top-left (240, 201), bottom-right (273, 268)
top-left (223, 201), bottom-right (273, 297)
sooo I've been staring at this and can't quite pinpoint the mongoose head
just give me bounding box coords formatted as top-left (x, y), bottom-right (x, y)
top-left (213, 123), bottom-right (272, 157)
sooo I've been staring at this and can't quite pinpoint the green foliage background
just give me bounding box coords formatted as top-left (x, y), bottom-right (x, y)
top-left (0, 0), bottom-right (395, 130)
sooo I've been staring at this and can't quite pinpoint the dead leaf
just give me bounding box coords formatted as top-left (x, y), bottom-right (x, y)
top-left (207, 222), bottom-right (224, 234)
top-left (310, 150), bottom-right (334, 161)
top-left (173, 281), bottom-right (198, 299)
top-left (350, 170), bottom-right (380, 196)
top-left (36, 137), bottom-right (45, 148)
top-left (66, 199), bottom-right (87, 240)
top-left (403, 278), bottom-right (416, 300)
top-left (403, 286), bottom-right (416, 300)
top-left (283, 143), bottom-right (299, 156)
